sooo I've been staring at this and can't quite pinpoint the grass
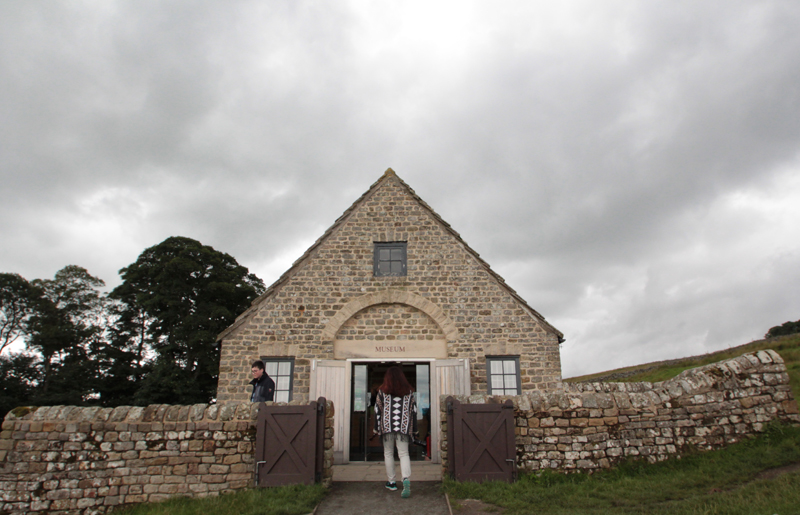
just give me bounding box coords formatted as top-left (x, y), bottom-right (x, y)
top-left (443, 423), bottom-right (800, 515)
top-left (113, 483), bottom-right (326, 515)
top-left (567, 334), bottom-right (800, 401)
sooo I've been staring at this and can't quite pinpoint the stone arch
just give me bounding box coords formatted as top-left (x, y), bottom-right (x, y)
top-left (321, 289), bottom-right (458, 343)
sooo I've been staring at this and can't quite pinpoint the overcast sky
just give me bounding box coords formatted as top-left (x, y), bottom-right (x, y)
top-left (2, 1), bottom-right (799, 377)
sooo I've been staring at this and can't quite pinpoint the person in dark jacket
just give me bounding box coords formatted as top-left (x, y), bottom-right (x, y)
top-left (249, 360), bottom-right (275, 402)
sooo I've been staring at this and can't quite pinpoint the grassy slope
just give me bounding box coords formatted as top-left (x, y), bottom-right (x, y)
top-left (444, 424), bottom-right (800, 515)
top-left (566, 334), bottom-right (800, 401)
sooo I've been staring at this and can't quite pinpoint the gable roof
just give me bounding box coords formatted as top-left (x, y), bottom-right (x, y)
top-left (218, 168), bottom-right (564, 342)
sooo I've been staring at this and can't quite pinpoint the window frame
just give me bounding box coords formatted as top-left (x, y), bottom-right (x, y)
top-left (373, 242), bottom-right (408, 277)
top-left (486, 355), bottom-right (522, 395)
top-left (259, 356), bottom-right (295, 402)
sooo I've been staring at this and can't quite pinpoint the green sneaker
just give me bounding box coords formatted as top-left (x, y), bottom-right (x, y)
top-left (401, 478), bottom-right (410, 498)
top-left (385, 481), bottom-right (397, 491)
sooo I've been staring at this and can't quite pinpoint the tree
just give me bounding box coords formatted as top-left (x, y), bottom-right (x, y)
top-left (0, 273), bottom-right (39, 354)
top-left (766, 319), bottom-right (800, 339)
top-left (27, 266), bottom-right (107, 404)
top-left (0, 352), bottom-right (38, 420)
top-left (91, 298), bottom-right (154, 406)
top-left (111, 236), bottom-right (265, 404)
top-left (31, 265), bottom-right (108, 333)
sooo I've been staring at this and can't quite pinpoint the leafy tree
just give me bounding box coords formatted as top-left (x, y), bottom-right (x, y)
top-left (0, 352), bottom-right (38, 420)
top-left (26, 266), bottom-right (107, 404)
top-left (766, 319), bottom-right (800, 338)
top-left (24, 298), bottom-right (79, 401)
top-left (111, 236), bottom-right (265, 404)
top-left (31, 265), bottom-right (108, 334)
top-left (91, 299), bottom-right (154, 406)
top-left (0, 273), bottom-right (39, 354)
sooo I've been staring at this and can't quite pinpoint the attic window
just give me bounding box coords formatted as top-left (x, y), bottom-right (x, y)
top-left (373, 242), bottom-right (407, 277)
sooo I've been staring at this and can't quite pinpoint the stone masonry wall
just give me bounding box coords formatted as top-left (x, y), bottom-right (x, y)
top-left (334, 303), bottom-right (445, 341)
top-left (440, 351), bottom-right (799, 475)
top-left (0, 401), bottom-right (335, 515)
top-left (218, 172), bottom-right (562, 403)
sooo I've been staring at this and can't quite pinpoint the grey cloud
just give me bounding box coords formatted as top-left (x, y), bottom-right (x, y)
top-left (2, 0), bottom-right (800, 375)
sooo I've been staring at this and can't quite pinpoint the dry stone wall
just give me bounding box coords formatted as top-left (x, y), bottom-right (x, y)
top-left (0, 401), bottom-right (334, 515)
top-left (440, 351), bottom-right (799, 474)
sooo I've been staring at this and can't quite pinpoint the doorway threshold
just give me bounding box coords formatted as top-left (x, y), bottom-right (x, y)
top-left (332, 461), bottom-right (442, 482)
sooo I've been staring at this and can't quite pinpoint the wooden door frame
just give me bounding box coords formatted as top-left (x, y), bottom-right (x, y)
top-left (345, 359), bottom-right (436, 463)
top-left (431, 358), bottom-right (470, 463)
top-left (312, 357), bottom-right (470, 465)
top-left (343, 358), bottom-right (434, 464)
top-left (310, 359), bottom-right (350, 464)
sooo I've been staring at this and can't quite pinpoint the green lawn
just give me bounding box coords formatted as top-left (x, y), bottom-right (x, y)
top-left (443, 423), bottom-right (800, 515)
top-left (113, 483), bottom-right (326, 515)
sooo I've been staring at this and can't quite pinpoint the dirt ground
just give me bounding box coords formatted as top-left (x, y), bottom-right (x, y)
top-left (314, 482), bottom-right (449, 515)
top-left (447, 497), bottom-right (506, 514)
top-left (755, 461), bottom-right (800, 480)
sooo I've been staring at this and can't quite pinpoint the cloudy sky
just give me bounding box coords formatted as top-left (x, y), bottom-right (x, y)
top-left (2, 1), bottom-right (799, 377)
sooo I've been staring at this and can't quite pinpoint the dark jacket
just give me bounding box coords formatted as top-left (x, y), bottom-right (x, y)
top-left (249, 373), bottom-right (275, 402)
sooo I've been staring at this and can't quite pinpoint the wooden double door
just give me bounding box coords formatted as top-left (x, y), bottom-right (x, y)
top-left (310, 358), bottom-right (470, 464)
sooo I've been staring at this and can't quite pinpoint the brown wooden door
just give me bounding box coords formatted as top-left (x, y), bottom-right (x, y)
top-left (255, 399), bottom-right (326, 486)
top-left (447, 397), bottom-right (516, 483)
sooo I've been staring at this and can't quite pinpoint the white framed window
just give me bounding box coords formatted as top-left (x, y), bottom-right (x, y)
top-left (261, 357), bottom-right (294, 403)
top-left (487, 356), bottom-right (521, 395)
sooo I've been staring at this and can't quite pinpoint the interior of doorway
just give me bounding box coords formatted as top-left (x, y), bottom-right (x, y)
top-left (349, 361), bottom-right (432, 462)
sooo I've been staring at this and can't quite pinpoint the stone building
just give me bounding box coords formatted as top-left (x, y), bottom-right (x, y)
top-left (216, 169), bottom-right (563, 463)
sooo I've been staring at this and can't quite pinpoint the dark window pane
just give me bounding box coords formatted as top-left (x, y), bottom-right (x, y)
top-left (374, 242), bottom-right (407, 277)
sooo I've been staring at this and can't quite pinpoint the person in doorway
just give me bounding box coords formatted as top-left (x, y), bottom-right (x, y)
top-left (373, 366), bottom-right (417, 498)
top-left (249, 360), bottom-right (275, 402)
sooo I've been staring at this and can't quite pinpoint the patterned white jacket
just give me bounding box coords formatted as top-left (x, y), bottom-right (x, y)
top-left (374, 390), bottom-right (418, 440)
